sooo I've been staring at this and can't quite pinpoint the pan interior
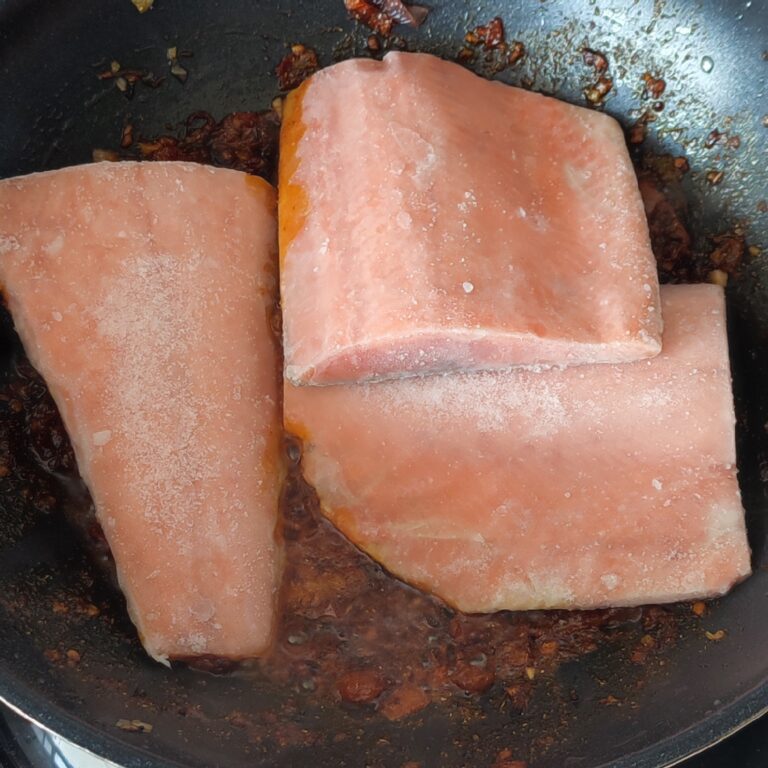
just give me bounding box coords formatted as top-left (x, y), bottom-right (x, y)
top-left (0, 1), bottom-right (767, 767)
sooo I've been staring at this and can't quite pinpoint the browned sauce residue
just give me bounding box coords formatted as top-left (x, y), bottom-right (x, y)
top-left (258, 455), bottom-right (680, 713)
top-left (136, 111), bottom-right (280, 181)
top-left (276, 44), bottom-right (320, 92)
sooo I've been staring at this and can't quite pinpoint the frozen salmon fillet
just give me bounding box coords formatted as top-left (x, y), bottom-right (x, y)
top-left (0, 162), bottom-right (283, 663)
top-left (285, 285), bottom-right (750, 612)
top-left (279, 52), bottom-right (662, 385)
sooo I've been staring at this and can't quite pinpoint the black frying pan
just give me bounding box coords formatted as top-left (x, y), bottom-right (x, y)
top-left (0, 1), bottom-right (767, 766)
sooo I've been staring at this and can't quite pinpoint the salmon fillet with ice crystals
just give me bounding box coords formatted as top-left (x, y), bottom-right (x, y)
top-left (279, 52), bottom-right (661, 385)
top-left (0, 162), bottom-right (282, 663)
top-left (286, 285), bottom-right (750, 611)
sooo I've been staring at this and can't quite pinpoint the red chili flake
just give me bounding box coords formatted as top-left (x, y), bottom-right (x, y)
top-left (710, 233), bottom-right (745, 273)
top-left (372, 0), bottom-right (429, 27)
top-left (276, 44), bottom-right (319, 91)
top-left (704, 128), bottom-right (724, 149)
top-left (493, 748), bottom-right (528, 768)
top-left (629, 123), bottom-right (646, 144)
top-left (692, 601), bottom-right (706, 616)
top-left (726, 134), bottom-right (741, 149)
top-left (584, 75), bottom-right (613, 105)
top-left (582, 48), bottom-right (608, 73)
top-left (379, 683), bottom-right (430, 720)
top-left (652, 101), bottom-right (664, 112)
top-left (347, 1), bottom-right (393, 35)
top-left (451, 662), bottom-right (495, 693)
top-left (208, 112), bottom-right (280, 175)
top-left (366, 34), bottom-right (381, 52)
top-left (630, 644), bottom-right (649, 664)
top-left (120, 124), bottom-right (134, 149)
top-left (629, 111), bottom-right (656, 144)
top-left (581, 47), bottom-right (612, 105)
top-left (637, 169), bottom-right (694, 281)
top-left (706, 169), bottom-right (725, 186)
top-left (337, 669), bottom-right (387, 703)
top-left (539, 640), bottom-right (559, 656)
top-left (462, 17), bottom-right (524, 72)
top-left (508, 40), bottom-right (525, 66)
top-left (641, 72), bottom-right (666, 99)
top-left (345, 0), bottom-right (428, 36)
top-left (467, 16), bottom-right (506, 50)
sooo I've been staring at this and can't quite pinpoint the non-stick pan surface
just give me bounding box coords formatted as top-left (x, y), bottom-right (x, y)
top-left (0, 1), bottom-right (767, 767)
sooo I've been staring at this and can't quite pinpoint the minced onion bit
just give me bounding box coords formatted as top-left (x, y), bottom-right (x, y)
top-left (116, 719), bottom-right (154, 733)
top-left (167, 46), bottom-right (191, 83)
top-left (97, 59), bottom-right (164, 98)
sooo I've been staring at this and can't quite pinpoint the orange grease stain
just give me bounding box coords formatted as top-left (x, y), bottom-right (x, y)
top-left (278, 80), bottom-right (311, 268)
top-left (283, 416), bottom-right (311, 444)
top-left (244, 173), bottom-right (276, 202)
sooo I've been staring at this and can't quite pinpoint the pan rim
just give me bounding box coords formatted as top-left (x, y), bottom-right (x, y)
top-left (1, 667), bottom-right (768, 768)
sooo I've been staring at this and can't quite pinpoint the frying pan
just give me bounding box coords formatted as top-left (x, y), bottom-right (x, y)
top-left (0, 1), bottom-right (767, 766)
